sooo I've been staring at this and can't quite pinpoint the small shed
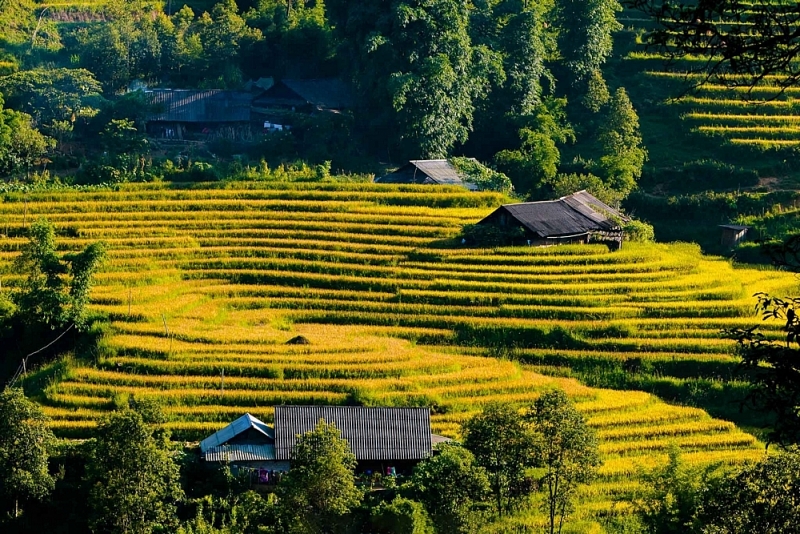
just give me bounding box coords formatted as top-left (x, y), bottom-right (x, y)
top-left (145, 89), bottom-right (253, 139)
top-left (478, 190), bottom-right (627, 248)
top-left (375, 159), bottom-right (479, 191)
top-left (719, 224), bottom-right (749, 248)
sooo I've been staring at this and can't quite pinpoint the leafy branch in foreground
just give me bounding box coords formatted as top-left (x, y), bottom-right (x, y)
top-left (725, 292), bottom-right (800, 447)
top-left (626, 0), bottom-right (800, 92)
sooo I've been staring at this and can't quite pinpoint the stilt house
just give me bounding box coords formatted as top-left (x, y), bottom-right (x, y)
top-left (145, 89), bottom-right (253, 139)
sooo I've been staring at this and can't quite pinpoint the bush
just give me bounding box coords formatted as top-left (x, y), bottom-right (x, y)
top-left (624, 219), bottom-right (655, 243)
top-left (450, 157), bottom-right (513, 193)
top-left (547, 172), bottom-right (624, 205)
top-left (371, 497), bottom-right (434, 534)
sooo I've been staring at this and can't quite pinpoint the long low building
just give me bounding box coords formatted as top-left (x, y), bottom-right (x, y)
top-left (200, 406), bottom-right (449, 476)
top-left (477, 190), bottom-right (628, 248)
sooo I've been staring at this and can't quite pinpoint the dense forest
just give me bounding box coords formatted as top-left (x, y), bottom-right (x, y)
top-left (0, 0), bottom-right (642, 201)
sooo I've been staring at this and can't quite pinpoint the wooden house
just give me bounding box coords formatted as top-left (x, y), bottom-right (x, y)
top-left (719, 224), bottom-right (749, 248)
top-left (478, 190), bottom-right (628, 248)
top-left (145, 89), bottom-right (254, 139)
top-left (201, 407), bottom-right (448, 479)
top-left (251, 79), bottom-right (352, 131)
top-left (375, 159), bottom-right (479, 191)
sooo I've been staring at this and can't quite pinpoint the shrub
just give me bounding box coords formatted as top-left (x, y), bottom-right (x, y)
top-left (624, 219), bottom-right (655, 243)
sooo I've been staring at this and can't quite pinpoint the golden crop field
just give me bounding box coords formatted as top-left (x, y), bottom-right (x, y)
top-left (1, 181), bottom-right (796, 522)
top-left (619, 5), bottom-right (800, 153)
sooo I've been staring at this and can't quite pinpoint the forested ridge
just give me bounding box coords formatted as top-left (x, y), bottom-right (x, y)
top-left (0, 0), bottom-right (639, 198)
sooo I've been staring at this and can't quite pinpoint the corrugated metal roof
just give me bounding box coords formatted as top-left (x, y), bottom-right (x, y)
top-left (483, 191), bottom-right (626, 238)
top-left (204, 444), bottom-right (276, 462)
top-left (199, 413), bottom-right (274, 453)
top-left (410, 160), bottom-right (462, 184)
top-left (376, 160), bottom-right (478, 190)
top-left (147, 89), bottom-right (252, 123)
top-left (719, 224), bottom-right (749, 231)
top-left (274, 406), bottom-right (433, 461)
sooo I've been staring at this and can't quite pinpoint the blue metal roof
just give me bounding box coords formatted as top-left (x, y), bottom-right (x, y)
top-left (199, 413), bottom-right (274, 453)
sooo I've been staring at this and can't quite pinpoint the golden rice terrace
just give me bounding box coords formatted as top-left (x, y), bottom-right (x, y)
top-left (0, 181), bottom-right (796, 517)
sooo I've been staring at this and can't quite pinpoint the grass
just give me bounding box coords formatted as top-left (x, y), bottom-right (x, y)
top-left (1, 181), bottom-right (795, 525)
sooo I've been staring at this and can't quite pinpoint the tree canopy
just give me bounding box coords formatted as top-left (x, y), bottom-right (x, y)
top-left (627, 0), bottom-right (800, 90)
top-left (0, 387), bottom-right (56, 521)
top-left (276, 419), bottom-right (363, 533)
top-left (85, 408), bottom-right (183, 534)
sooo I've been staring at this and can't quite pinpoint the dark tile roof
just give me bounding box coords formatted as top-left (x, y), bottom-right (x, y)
top-left (146, 89), bottom-right (253, 123)
top-left (482, 191), bottom-right (627, 238)
top-left (274, 406), bottom-right (433, 461)
top-left (253, 79), bottom-right (352, 110)
top-left (719, 224), bottom-right (749, 231)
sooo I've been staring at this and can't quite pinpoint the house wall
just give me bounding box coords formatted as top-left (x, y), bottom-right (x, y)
top-left (721, 229), bottom-right (748, 248)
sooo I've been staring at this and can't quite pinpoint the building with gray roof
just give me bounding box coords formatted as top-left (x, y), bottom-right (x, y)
top-left (478, 191), bottom-right (628, 248)
top-left (200, 407), bottom-right (449, 476)
top-left (374, 159), bottom-right (479, 191)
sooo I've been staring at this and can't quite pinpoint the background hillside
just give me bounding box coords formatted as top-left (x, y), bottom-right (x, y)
top-left (0, 0), bottom-right (795, 253)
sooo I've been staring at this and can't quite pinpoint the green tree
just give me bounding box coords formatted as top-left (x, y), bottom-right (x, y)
top-left (449, 156), bottom-right (513, 193)
top-left (387, 0), bottom-right (487, 158)
top-left (330, 0), bottom-right (489, 160)
top-left (554, 0), bottom-right (621, 85)
top-left (1, 108), bottom-right (54, 178)
top-left (696, 448), bottom-right (800, 533)
top-left (462, 403), bottom-right (537, 517)
top-left (76, 0), bottom-right (164, 92)
top-left (0, 387), bottom-right (56, 520)
top-left (276, 420), bottom-right (362, 533)
top-left (494, 97), bottom-right (574, 197)
top-left (197, 0), bottom-right (262, 87)
top-left (0, 95), bottom-right (54, 179)
top-left (0, 68), bottom-right (103, 129)
top-left (12, 218), bottom-right (106, 331)
top-left (631, 446), bottom-right (708, 534)
top-left (370, 496), bottom-right (434, 534)
top-left (85, 409), bottom-right (183, 534)
top-left (528, 389), bottom-right (600, 534)
top-left (410, 443), bottom-right (490, 533)
top-left (596, 87), bottom-right (647, 197)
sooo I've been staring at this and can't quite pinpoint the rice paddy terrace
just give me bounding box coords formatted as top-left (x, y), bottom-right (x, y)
top-left (619, 1), bottom-right (800, 173)
top-left (0, 181), bottom-right (797, 519)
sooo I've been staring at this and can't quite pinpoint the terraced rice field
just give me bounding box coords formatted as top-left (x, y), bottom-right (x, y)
top-left (1, 182), bottom-right (796, 519)
top-left (619, 3), bottom-right (800, 155)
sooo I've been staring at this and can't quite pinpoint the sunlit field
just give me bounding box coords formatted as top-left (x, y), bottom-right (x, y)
top-left (1, 181), bottom-right (796, 522)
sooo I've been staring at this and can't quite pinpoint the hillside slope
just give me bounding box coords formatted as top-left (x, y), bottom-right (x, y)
top-left (0, 181), bottom-right (796, 521)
